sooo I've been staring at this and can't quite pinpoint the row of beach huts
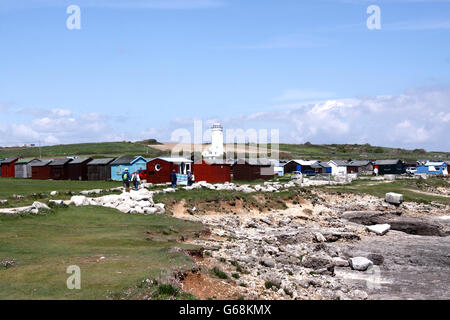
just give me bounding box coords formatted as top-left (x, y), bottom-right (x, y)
top-left (0, 156), bottom-right (448, 184)
top-left (0, 156), bottom-right (277, 184)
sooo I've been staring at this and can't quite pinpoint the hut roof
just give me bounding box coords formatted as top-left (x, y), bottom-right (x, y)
top-left (87, 158), bottom-right (115, 165)
top-left (153, 157), bottom-right (193, 164)
top-left (69, 157), bottom-right (92, 164)
top-left (15, 158), bottom-right (40, 165)
top-left (31, 160), bottom-right (53, 167)
top-left (111, 156), bottom-right (146, 165)
top-left (0, 157), bottom-right (20, 164)
top-left (329, 160), bottom-right (348, 166)
top-left (347, 160), bottom-right (371, 166)
top-left (318, 161), bottom-right (331, 168)
top-left (235, 159), bottom-right (273, 166)
top-left (49, 158), bottom-right (72, 166)
top-left (374, 159), bottom-right (401, 165)
top-left (197, 159), bottom-right (232, 165)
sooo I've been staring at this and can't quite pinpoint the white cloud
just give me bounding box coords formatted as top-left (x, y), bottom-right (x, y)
top-left (0, 108), bottom-right (127, 147)
top-left (2, 86), bottom-right (449, 152)
top-left (143, 85), bottom-right (450, 152)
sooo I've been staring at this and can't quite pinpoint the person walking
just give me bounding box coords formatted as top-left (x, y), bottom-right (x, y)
top-left (131, 171), bottom-right (141, 191)
top-left (170, 169), bottom-right (177, 188)
top-left (122, 168), bottom-right (131, 192)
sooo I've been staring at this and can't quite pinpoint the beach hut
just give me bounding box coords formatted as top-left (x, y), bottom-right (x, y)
top-left (311, 162), bottom-right (332, 174)
top-left (110, 156), bottom-right (147, 181)
top-left (68, 157), bottom-right (93, 181)
top-left (0, 157), bottom-right (20, 177)
top-left (193, 159), bottom-right (231, 183)
top-left (87, 158), bottom-right (115, 181)
top-left (374, 160), bottom-right (404, 175)
top-left (146, 157), bottom-right (193, 184)
top-left (346, 160), bottom-right (373, 174)
top-left (232, 159), bottom-right (274, 181)
top-left (283, 160), bottom-right (318, 174)
top-left (31, 160), bottom-right (53, 180)
top-left (14, 158), bottom-right (41, 178)
top-left (49, 158), bottom-right (72, 180)
top-left (327, 160), bottom-right (348, 176)
top-left (416, 162), bottom-right (448, 175)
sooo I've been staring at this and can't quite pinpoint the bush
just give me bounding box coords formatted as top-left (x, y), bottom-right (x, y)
top-left (264, 281), bottom-right (280, 290)
top-left (211, 267), bottom-right (228, 279)
top-left (157, 284), bottom-right (179, 296)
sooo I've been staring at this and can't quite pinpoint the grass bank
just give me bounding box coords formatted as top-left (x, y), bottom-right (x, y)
top-left (0, 206), bottom-right (203, 299)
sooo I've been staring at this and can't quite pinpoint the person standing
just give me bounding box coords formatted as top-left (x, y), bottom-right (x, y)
top-left (122, 168), bottom-right (131, 192)
top-left (131, 171), bottom-right (141, 191)
top-left (170, 169), bottom-right (177, 188)
top-left (187, 170), bottom-right (193, 186)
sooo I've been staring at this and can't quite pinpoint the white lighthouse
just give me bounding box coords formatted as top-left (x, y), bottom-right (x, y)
top-left (202, 123), bottom-right (225, 159)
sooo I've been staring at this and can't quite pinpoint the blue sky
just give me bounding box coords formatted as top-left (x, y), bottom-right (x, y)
top-left (0, 0), bottom-right (449, 151)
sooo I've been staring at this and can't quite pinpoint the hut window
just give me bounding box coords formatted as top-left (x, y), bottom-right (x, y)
top-left (155, 164), bottom-right (161, 171)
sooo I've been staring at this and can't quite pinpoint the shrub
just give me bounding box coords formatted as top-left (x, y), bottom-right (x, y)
top-left (211, 267), bottom-right (228, 279)
top-left (157, 284), bottom-right (179, 296)
top-left (264, 281), bottom-right (280, 290)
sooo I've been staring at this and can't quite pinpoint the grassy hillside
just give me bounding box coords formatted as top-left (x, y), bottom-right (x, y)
top-left (278, 143), bottom-right (450, 161)
top-left (0, 141), bottom-right (166, 159)
top-left (1, 141), bottom-right (448, 161)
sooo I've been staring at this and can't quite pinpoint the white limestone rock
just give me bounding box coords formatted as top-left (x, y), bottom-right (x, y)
top-left (32, 201), bottom-right (50, 211)
top-left (367, 224), bottom-right (391, 236)
top-left (385, 192), bottom-right (403, 205)
top-left (349, 257), bottom-right (373, 271)
top-left (70, 196), bottom-right (90, 206)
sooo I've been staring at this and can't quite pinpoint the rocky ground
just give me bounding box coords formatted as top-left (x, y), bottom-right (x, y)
top-left (2, 179), bottom-right (448, 300)
top-left (173, 190), bottom-right (450, 300)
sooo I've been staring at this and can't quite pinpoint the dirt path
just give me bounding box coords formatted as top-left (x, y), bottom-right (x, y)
top-left (407, 188), bottom-right (450, 198)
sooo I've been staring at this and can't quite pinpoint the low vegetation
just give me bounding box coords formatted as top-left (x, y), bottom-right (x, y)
top-left (0, 206), bottom-right (203, 299)
top-left (0, 178), bottom-right (123, 208)
top-left (278, 142), bottom-right (449, 161)
top-left (319, 178), bottom-right (450, 204)
top-left (0, 141), bottom-right (165, 159)
top-left (154, 188), bottom-right (303, 215)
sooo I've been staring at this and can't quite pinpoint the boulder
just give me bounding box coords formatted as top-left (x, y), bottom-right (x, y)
top-left (32, 201), bottom-right (50, 211)
top-left (332, 257), bottom-right (349, 267)
top-left (367, 224), bottom-right (391, 235)
top-left (70, 196), bottom-right (90, 206)
top-left (313, 232), bottom-right (327, 243)
top-left (144, 207), bottom-right (158, 214)
top-left (348, 257), bottom-right (373, 271)
top-left (301, 252), bottom-right (334, 271)
top-left (260, 257), bottom-right (276, 268)
top-left (49, 200), bottom-right (65, 206)
top-left (385, 192), bottom-right (403, 205)
top-left (116, 203), bottom-right (131, 213)
top-left (153, 203), bottom-right (165, 214)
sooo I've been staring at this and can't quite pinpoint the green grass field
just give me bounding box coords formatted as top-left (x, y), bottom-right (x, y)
top-left (0, 206), bottom-right (203, 299)
top-left (0, 178), bottom-right (124, 208)
top-left (0, 178), bottom-right (122, 198)
top-left (319, 179), bottom-right (450, 204)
